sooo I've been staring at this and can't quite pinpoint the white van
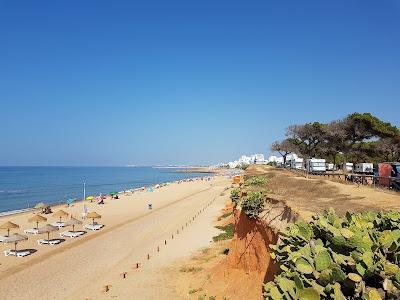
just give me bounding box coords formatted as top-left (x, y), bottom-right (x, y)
top-left (305, 158), bottom-right (326, 173)
top-left (354, 163), bottom-right (373, 174)
top-left (290, 158), bottom-right (304, 170)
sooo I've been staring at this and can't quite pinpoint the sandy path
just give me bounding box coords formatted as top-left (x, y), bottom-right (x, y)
top-left (0, 177), bottom-right (230, 299)
top-left (74, 187), bottom-right (228, 300)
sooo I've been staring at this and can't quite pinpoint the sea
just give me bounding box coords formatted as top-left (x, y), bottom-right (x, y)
top-left (0, 166), bottom-right (210, 213)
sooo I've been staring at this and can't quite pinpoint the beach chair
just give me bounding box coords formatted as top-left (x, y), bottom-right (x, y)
top-left (60, 231), bottom-right (85, 238)
top-left (24, 228), bottom-right (39, 235)
top-left (84, 224), bottom-right (104, 231)
top-left (51, 222), bottom-right (66, 228)
top-left (4, 249), bottom-right (31, 257)
top-left (0, 235), bottom-right (6, 242)
top-left (37, 239), bottom-right (61, 245)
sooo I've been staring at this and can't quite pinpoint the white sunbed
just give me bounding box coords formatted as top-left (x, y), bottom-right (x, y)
top-left (4, 249), bottom-right (31, 257)
top-left (0, 235), bottom-right (6, 242)
top-left (60, 231), bottom-right (85, 238)
top-left (24, 228), bottom-right (39, 235)
top-left (84, 224), bottom-right (104, 231)
top-left (37, 239), bottom-right (61, 245)
top-left (51, 222), bottom-right (66, 228)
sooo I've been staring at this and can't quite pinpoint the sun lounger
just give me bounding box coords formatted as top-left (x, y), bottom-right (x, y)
top-left (84, 224), bottom-right (104, 231)
top-left (60, 231), bottom-right (85, 238)
top-left (24, 228), bottom-right (39, 235)
top-left (51, 222), bottom-right (66, 228)
top-left (0, 235), bottom-right (6, 242)
top-left (37, 239), bottom-right (61, 245)
top-left (4, 249), bottom-right (31, 257)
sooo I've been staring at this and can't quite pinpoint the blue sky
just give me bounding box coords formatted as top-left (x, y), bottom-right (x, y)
top-left (0, 1), bottom-right (399, 166)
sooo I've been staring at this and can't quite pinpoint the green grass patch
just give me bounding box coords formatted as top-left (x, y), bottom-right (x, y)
top-left (180, 266), bottom-right (203, 273)
top-left (188, 288), bottom-right (203, 294)
top-left (213, 223), bottom-right (234, 242)
top-left (217, 211), bottom-right (233, 221)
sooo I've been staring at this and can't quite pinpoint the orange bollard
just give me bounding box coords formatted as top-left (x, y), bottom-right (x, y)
top-left (103, 285), bottom-right (112, 293)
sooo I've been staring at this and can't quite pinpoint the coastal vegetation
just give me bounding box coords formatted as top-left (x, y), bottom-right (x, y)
top-left (230, 188), bottom-right (241, 205)
top-left (241, 191), bottom-right (265, 219)
top-left (264, 209), bottom-right (400, 299)
top-left (271, 112), bottom-right (400, 164)
top-left (180, 266), bottom-right (203, 273)
top-left (213, 223), bottom-right (234, 242)
top-left (230, 176), bottom-right (269, 219)
top-left (218, 211), bottom-right (233, 221)
top-left (245, 176), bottom-right (268, 186)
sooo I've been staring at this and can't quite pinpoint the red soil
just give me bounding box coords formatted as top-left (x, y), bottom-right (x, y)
top-left (203, 210), bottom-right (278, 299)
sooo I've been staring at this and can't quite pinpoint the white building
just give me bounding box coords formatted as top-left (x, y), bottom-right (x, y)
top-left (226, 153), bottom-right (266, 168)
top-left (275, 157), bottom-right (284, 165)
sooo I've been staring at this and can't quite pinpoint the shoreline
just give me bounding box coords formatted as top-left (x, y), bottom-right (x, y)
top-left (0, 175), bottom-right (231, 299)
top-left (0, 172), bottom-right (216, 217)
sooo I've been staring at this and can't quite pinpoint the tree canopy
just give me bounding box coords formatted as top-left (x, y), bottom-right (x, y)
top-left (272, 113), bottom-right (399, 164)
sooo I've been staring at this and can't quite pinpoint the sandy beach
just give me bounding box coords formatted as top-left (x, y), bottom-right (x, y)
top-left (0, 175), bottom-right (231, 299)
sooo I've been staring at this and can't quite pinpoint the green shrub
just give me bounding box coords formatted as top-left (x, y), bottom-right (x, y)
top-left (180, 266), bottom-right (203, 273)
top-left (189, 288), bottom-right (203, 294)
top-left (245, 175), bottom-right (267, 186)
top-left (264, 209), bottom-right (400, 299)
top-left (213, 223), bottom-right (234, 242)
top-left (230, 188), bottom-right (241, 205)
top-left (218, 211), bottom-right (233, 221)
top-left (241, 191), bottom-right (264, 219)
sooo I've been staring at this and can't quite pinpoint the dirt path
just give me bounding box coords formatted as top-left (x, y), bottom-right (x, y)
top-left (0, 179), bottom-right (230, 300)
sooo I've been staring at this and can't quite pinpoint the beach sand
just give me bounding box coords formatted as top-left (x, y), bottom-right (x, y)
top-left (0, 176), bottom-right (231, 299)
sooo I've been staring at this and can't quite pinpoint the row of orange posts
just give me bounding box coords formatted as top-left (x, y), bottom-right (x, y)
top-left (99, 195), bottom-right (218, 296)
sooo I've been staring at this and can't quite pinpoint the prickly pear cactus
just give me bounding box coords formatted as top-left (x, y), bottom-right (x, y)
top-left (264, 209), bottom-right (400, 299)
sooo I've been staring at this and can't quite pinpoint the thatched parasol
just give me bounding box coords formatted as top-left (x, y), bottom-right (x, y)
top-left (28, 214), bottom-right (47, 229)
top-left (3, 233), bottom-right (28, 251)
top-left (65, 217), bottom-right (82, 232)
top-left (38, 224), bottom-right (58, 240)
top-left (0, 221), bottom-right (19, 237)
top-left (53, 210), bottom-right (69, 222)
top-left (86, 212), bottom-right (101, 225)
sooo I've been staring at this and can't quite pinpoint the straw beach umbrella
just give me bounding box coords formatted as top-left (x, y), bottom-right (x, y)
top-left (28, 215), bottom-right (47, 229)
top-left (86, 212), bottom-right (101, 225)
top-left (0, 221), bottom-right (19, 237)
top-left (53, 210), bottom-right (69, 222)
top-left (3, 233), bottom-right (28, 251)
top-left (38, 224), bottom-right (58, 240)
top-left (65, 217), bottom-right (82, 232)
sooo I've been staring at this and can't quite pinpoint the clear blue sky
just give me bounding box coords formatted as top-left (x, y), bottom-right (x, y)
top-left (0, 1), bottom-right (399, 166)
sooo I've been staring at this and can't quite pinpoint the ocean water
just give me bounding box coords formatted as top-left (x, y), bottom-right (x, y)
top-left (0, 167), bottom-right (210, 213)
